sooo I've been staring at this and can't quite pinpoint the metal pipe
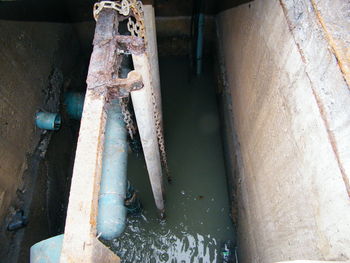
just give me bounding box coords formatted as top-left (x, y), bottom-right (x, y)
top-left (35, 112), bottom-right (61, 130)
top-left (64, 92), bottom-right (85, 120)
top-left (97, 98), bottom-right (128, 240)
top-left (30, 99), bottom-right (128, 262)
top-left (196, 12), bottom-right (205, 75)
top-left (30, 234), bottom-right (63, 263)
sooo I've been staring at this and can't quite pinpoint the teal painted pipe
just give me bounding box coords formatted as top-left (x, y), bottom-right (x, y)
top-left (35, 112), bottom-right (61, 130)
top-left (30, 234), bottom-right (63, 263)
top-left (97, 98), bottom-right (128, 240)
top-left (30, 99), bottom-right (128, 261)
top-left (64, 92), bottom-right (85, 120)
top-left (196, 12), bottom-right (205, 75)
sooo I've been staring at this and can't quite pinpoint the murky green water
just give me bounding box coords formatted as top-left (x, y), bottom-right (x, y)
top-left (111, 57), bottom-right (234, 262)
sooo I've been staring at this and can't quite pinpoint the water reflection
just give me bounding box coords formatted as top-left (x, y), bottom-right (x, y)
top-left (112, 215), bottom-right (220, 263)
top-left (108, 57), bottom-right (235, 263)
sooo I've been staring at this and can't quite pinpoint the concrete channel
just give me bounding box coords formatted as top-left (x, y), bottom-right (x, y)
top-left (0, 0), bottom-right (349, 262)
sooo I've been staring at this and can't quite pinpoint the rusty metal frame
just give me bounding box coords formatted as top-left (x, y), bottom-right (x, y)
top-left (60, 8), bottom-right (146, 263)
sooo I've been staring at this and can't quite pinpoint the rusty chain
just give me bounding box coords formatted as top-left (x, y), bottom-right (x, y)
top-left (126, 0), bottom-right (145, 38)
top-left (93, 0), bottom-right (169, 179)
top-left (93, 0), bottom-right (145, 38)
top-left (119, 96), bottom-right (136, 139)
top-left (93, 0), bottom-right (130, 20)
top-left (131, 0), bottom-right (170, 178)
top-left (151, 90), bottom-right (170, 178)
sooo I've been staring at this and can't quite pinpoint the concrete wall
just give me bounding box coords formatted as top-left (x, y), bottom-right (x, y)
top-left (72, 16), bottom-right (215, 58)
top-left (0, 20), bottom-right (77, 256)
top-left (217, 0), bottom-right (350, 262)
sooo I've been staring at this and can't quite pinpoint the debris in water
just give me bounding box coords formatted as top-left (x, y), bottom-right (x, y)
top-left (159, 252), bottom-right (169, 262)
top-left (7, 210), bottom-right (28, 231)
top-left (125, 182), bottom-right (142, 215)
top-left (129, 135), bottom-right (143, 156)
top-left (141, 213), bottom-right (148, 222)
top-left (221, 240), bottom-right (236, 263)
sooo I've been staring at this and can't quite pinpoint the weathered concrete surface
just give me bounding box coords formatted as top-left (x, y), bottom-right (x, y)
top-left (156, 16), bottom-right (215, 56)
top-left (309, 0), bottom-right (350, 87)
top-left (217, 0), bottom-right (350, 262)
top-left (0, 20), bottom-right (79, 262)
top-left (60, 9), bottom-right (121, 263)
top-left (0, 20), bottom-right (70, 224)
top-left (279, 0), bottom-right (350, 201)
top-left (72, 15), bottom-right (215, 57)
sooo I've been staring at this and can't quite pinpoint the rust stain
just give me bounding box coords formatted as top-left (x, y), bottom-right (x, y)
top-left (90, 111), bottom-right (106, 229)
top-left (278, 0), bottom-right (307, 64)
top-left (279, 0), bottom-right (350, 198)
top-left (115, 35), bottom-right (146, 55)
top-left (307, 72), bottom-right (350, 199)
top-left (310, 0), bottom-right (350, 88)
top-left (107, 70), bottom-right (144, 98)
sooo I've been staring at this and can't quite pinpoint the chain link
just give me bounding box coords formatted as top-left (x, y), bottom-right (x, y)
top-left (127, 17), bottom-right (143, 37)
top-left (134, 1), bottom-right (169, 179)
top-left (93, 0), bottom-right (169, 179)
top-left (151, 89), bottom-right (170, 180)
top-left (93, 0), bottom-right (145, 38)
top-left (126, 0), bottom-right (145, 38)
top-left (93, 0), bottom-right (130, 20)
top-left (120, 97), bottom-right (136, 139)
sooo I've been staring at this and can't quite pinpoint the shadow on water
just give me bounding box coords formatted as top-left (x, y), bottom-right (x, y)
top-left (109, 56), bottom-right (235, 262)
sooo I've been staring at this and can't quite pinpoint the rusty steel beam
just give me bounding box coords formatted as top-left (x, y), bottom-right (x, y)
top-left (60, 8), bottom-right (145, 263)
top-left (60, 2), bottom-right (167, 260)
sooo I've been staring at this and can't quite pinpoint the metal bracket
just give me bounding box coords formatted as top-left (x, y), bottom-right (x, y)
top-left (87, 34), bottom-right (146, 98)
top-left (107, 70), bottom-right (143, 98)
top-left (116, 35), bottom-right (145, 55)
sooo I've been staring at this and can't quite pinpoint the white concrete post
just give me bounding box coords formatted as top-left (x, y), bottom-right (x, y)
top-left (131, 52), bottom-right (165, 214)
top-left (144, 5), bottom-right (162, 124)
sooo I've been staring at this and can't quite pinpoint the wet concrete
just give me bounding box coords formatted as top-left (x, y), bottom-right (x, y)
top-left (17, 120), bottom-right (76, 263)
top-left (110, 56), bottom-right (235, 262)
top-left (0, 19), bottom-right (80, 262)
